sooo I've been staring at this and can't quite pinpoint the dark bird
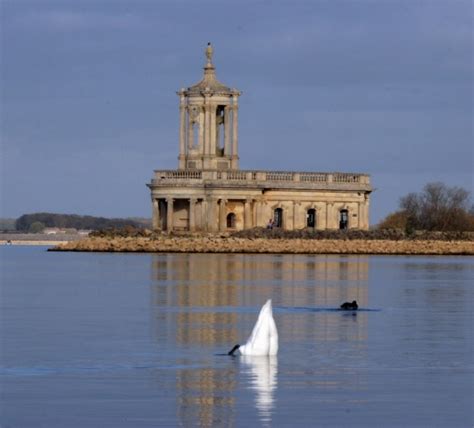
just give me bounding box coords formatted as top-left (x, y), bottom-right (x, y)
top-left (340, 300), bottom-right (358, 310)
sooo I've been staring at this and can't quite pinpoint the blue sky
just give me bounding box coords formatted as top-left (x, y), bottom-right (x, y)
top-left (1, 0), bottom-right (472, 223)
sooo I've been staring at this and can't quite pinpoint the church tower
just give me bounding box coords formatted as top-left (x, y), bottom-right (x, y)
top-left (177, 43), bottom-right (241, 170)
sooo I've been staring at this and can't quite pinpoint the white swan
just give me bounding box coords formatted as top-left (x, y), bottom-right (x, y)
top-left (228, 299), bottom-right (278, 356)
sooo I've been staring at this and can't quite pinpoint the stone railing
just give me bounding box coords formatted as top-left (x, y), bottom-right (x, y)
top-left (154, 170), bottom-right (202, 180)
top-left (152, 169), bottom-right (370, 185)
top-left (266, 171), bottom-right (294, 181)
top-left (299, 173), bottom-right (327, 182)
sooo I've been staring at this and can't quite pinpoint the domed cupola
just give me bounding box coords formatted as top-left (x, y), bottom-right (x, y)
top-left (185, 43), bottom-right (233, 96)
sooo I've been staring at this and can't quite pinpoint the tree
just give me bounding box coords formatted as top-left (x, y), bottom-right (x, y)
top-left (377, 211), bottom-right (408, 230)
top-left (28, 221), bottom-right (45, 234)
top-left (379, 182), bottom-right (474, 232)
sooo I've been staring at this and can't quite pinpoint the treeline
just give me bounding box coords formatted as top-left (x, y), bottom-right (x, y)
top-left (15, 213), bottom-right (150, 232)
top-left (378, 182), bottom-right (474, 232)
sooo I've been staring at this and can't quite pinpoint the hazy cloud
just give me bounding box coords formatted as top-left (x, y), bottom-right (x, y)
top-left (12, 10), bottom-right (146, 31)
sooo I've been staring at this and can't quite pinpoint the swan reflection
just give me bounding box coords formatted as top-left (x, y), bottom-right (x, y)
top-left (241, 356), bottom-right (278, 424)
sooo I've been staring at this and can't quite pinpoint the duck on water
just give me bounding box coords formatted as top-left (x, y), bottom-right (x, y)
top-left (340, 300), bottom-right (358, 310)
top-left (228, 299), bottom-right (278, 356)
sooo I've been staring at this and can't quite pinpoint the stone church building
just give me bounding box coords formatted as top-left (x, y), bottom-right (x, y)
top-left (148, 44), bottom-right (372, 232)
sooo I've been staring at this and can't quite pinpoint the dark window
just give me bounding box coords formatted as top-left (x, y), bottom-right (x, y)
top-left (226, 213), bottom-right (236, 228)
top-left (216, 105), bottom-right (225, 155)
top-left (307, 209), bottom-right (316, 228)
top-left (274, 208), bottom-right (283, 228)
top-left (339, 210), bottom-right (349, 230)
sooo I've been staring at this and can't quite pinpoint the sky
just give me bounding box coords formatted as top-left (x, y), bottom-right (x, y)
top-left (1, 0), bottom-right (472, 224)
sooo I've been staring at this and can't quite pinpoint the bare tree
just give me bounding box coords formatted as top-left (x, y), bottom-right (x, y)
top-left (384, 182), bottom-right (474, 232)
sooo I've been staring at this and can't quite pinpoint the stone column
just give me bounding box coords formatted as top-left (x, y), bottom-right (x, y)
top-left (208, 198), bottom-right (218, 232)
top-left (198, 109), bottom-right (204, 154)
top-left (187, 109), bottom-right (194, 151)
top-left (326, 203), bottom-right (333, 230)
top-left (255, 198), bottom-right (266, 227)
top-left (362, 195), bottom-right (370, 230)
top-left (293, 201), bottom-right (300, 230)
top-left (210, 103), bottom-right (217, 156)
top-left (152, 198), bottom-right (160, 230)
top-left (189, 198), bottom-right (197, 232)
top-left (357, 202), bottom-right (363, 229)
top-left (179, 94), bottom-right (186, 169)
top-left (201, 199), bottom-right (208, 232)
top-left (166, 198), bottom-right (174, 232)
top-left (252, 199), bottom-right (257, 227)
top-left (244, 199), bottom-right (252, 229)
top-left (204, 95), bottom-right (211, 156)
top-left (224, 106), bottom-right (231, 156)
top-left (219, 198), bottom-right (227, 232)
top-left (231, 96), bottom-right (239, 168)
top-left (318, 206), bottom-right (325, 230)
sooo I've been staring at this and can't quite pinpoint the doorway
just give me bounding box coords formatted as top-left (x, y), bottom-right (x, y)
top-left (226, 213), bottom-right (236, 229)
top-left (307, 209), bottom-right (316, 228)
top-left (274, 208), bottom-right (283, 228)
top-left (339, 210), bottom-right (349, 230)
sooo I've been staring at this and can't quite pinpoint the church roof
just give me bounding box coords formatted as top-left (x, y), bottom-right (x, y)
top-left (184, 43), bottom-right (236, 96)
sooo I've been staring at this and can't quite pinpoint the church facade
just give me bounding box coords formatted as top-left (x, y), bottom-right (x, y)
top-left (147, 44), bottom-right (372, 232)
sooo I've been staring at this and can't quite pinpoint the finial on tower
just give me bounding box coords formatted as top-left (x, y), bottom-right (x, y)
top-left (205, 42), bottom-right (213, 66)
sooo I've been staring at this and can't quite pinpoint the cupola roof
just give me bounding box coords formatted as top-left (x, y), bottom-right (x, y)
top-left (184, 43), bottom-right (236, 96)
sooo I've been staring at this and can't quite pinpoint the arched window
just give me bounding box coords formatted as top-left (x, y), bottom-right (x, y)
top-left (339, 209), bottom-right (349, 230)
top-left (307, 209), bottom-right (316, 228)
top-left (274, 208), bottom-right (283, 228)
top-left (226, 213), bottom-right (236, 229)
top-left (216, 105), bottom-right (225, 155)
top-left (192, 122), bottom-right (199, 149)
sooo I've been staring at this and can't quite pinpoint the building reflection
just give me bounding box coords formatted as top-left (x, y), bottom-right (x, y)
top-left (150, 253), bottom-right (370, 425)
top-left (176, 367), bottom-right (237, 427)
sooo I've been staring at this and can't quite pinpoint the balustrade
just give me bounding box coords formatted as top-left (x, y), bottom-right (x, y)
top-left (300, 173), bottom-right (327, 182)
top-left (153, 169), bottom-right (368, 185)
top-left (226, 171), bottom-right (248, 180)
top-left (266, 171), bottom-right (294, 181)
top-left (333, 173), bottom-right (360, 183)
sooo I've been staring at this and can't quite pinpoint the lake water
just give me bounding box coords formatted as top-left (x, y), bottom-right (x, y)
top-left (1, 247), bottom-right (473, 427)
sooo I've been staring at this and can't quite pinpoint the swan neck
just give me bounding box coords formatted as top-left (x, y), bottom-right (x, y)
top-left (228, 344), bottom-right (240, 356)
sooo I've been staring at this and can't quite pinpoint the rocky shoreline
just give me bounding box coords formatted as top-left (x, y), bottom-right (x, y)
top-left (50, 236), bottom-right (474, 255)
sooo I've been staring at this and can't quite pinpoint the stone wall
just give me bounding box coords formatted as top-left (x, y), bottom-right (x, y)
top-left (52, 236), bottom-right (474, 255)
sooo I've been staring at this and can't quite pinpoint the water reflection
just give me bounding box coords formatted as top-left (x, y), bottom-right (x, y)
top-left (2, 249), bottom-right (471, 427)
top-left (176, 366), bottom-right (237, 427)
top-left (150, 254), bottom-right (370, 426)
top-left (150, 253), bottom-right (369, 309)
top-left (240, 356), bottom-right (278, 425)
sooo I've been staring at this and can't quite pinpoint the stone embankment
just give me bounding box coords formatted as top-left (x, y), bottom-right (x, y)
top-left (51, 236), bottom-right (474, 255)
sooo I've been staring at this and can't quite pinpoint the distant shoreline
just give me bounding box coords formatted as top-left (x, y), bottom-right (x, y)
top-left (49, 236), bottom-right (474, 256)
top-left (0, 233), bottom-right (82, 247)
top-left (1, 240), bottom-right (69, 246)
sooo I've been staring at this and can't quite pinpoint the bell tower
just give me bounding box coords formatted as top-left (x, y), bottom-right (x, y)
top-left (177, 43), bottom-right (241, 170)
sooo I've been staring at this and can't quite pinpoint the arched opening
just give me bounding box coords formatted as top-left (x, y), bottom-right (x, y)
top-left (216, 105), bottom-right (225, 156)
top-left (274, 208), bottom-right (283, 228)
top-left (307, 209), bottom-right (316, 228)
top-left (192, 122), bottom-right (199, 149)
top-left (226, 213), bottom-right (236, 229)
top-left (339, 209), bottom-right (349, 230)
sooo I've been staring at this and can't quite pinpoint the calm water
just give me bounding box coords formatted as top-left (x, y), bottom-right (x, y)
top-left (1, 247), bottom-right (473, 427)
